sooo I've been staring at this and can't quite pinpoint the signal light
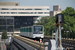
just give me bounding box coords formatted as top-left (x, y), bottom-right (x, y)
top-left (56, 14), bottom-right (64, 24)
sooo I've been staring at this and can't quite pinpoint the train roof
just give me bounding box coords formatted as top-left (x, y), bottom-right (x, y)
top-left (20, 25), bottom-right (43, 28)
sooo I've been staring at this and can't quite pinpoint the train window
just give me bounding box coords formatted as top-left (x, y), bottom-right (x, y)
top-left (34, 26), bottom-right (42, 32)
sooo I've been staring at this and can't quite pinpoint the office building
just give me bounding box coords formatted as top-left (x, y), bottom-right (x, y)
top-left (0, 17), bottom-right (14, 37)
top-left (50, 11), bottom-right (62, 17)
top-left (53, 5), bottom-right (61, 11)
top-left (0, 2), bottom-right (19, 6)
top-left (0, 2), bottom-right (50, 35)
top-left (50, 5), bottom-right (62, 17)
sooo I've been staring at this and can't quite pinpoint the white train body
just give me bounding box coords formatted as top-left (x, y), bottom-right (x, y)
top-left (20, 25), bottom-right (44, 38)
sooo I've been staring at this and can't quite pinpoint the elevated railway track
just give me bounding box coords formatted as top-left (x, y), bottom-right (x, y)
top-left (44, 36), bottom-right (75, 50)
top-left (13, 35), bottom-right (75, 50)
top-left (13, 35), bottom-right (44, 50)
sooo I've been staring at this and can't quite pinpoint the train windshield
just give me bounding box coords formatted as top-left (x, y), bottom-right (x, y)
top-left (34, 26), bottom-right (42, 32)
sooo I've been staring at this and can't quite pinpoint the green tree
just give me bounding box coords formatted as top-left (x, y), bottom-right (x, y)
top-left (35, 16), bottom-right (56, 36)
top-left (2, 30), bottom-right (8, 39)
top-left (35, 16), bottom-right (51, 25)
top-left (61, 7), bottom-right (75, 17)
top-left (44, 17), bottom-right (56, 36)
top-left (61, 7), bottom-right (75, 39)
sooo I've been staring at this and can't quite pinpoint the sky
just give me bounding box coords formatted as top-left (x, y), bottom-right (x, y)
top-left (0, 0), bottom-right (75, 11)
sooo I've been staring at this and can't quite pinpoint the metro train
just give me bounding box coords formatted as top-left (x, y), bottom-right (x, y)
top-left (20, 25), bottom-right (44, 39)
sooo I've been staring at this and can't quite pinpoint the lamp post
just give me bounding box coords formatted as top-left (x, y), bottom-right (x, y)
top-left (70, 31), bottom-right (72, 39)
top-left (64, 31), bottom-right (66, 38)
top-left (66, 31), bottom-right (69, 39)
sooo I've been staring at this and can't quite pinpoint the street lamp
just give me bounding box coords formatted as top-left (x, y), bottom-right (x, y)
top-left (66, 31), bottom-right (69, 39)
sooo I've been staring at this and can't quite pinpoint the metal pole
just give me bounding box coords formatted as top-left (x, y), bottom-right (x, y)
top-left (58, 17), bottom-right (62, 50)
top-left (52, 31), bottom-right (53, 39)
top-left (55, 26), bottom-right (58, 48)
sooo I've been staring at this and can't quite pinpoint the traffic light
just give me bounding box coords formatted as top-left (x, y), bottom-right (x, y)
top-left (56, 14), bottom-right (64, 24)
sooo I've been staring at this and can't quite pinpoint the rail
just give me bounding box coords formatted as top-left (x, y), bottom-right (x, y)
top-left (14, 35), bottom-right (44, 50)
top-left (44, 36), bottom-right (75, 45)
top-left (44, 36), bottom-right (75, 49)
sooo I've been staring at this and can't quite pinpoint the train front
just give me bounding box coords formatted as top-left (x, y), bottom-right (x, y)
top-left (33, 25), bottom-right (44, 39)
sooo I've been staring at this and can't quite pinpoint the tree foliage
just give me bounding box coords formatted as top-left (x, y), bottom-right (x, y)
top-left (36, 7), bottom-right (75, 38)
top-left (35, 16), bottom-right (56, 36)
top-left (61, 7), bottom-right (75, 39)
top-left (2, 30), bottom-right (8, 39)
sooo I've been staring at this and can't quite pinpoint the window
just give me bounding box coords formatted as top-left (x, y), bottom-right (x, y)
top-left (18, 12), bottom-right (26, 14)
top-left (34, 26), bottom-right (42, 31)
top-left (23, 22), bottom-right (27, 25)
top-left (18, 9), bottom-right (21, 10)
top-left (25, 9), bottom-right (32, 10)
top-left (38, 12), bottom-right (43, 14)
top-left (7, 12), bottom-right (10, 14)
top-left (29, 27), bottom-right (32, 32)
top-left (0, 19), bottom-right (6, 25)
top-left (1, 12), bottom-right (10, 14)
top-left (28, 22), bottom-right (31, 25)
top-left (35, 9), bottom-right (42, 10)
top-left (16, 23), bottom-right (20, 25)
top-left (34, 12), bottom-right (37, 14)
top-left (7, 19), bottom-right (13, 25)
top-left (42, 9), bottom-right (49, 10)
top-left (1, 12), bottom-right (5, 14)
top-left (7, 26), bottom-right (13, 32)
top-left (0, 26), bottom-right (6, 32)
top-left (31, 12), bottom-right (33, 14)
top-left (47, 9), bottom-right (49, 10)
top-left (15, 19), bottom-right (19, 21)
top-left (18, 12), bottom-right (33, 14)
top-left (11, 12), bottom-right (17, 14)
top-left (44, 12), bottom-right (49, 14)
top-left (11, 9), bottom-right (17, 10)
top-left (18, 9), bottom-right (24, 10)
top-left (16, 4), bottom-right (18, 6)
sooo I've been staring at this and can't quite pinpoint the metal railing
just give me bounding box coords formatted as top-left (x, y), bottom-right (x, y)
top-left (44, 36), bottom-right (75, 50)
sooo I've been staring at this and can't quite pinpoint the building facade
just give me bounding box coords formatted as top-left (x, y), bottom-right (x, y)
top-left (50, 11), bottom-right (62, 17)
top-left (0, 6), bottom-right (49, 28)
top-left (50, 5), bottom-right (62, 17)
top-left (0, 17), bottom-right (14, 37)
top-left (53, 5), bottom-right (61, 11)
top-left (0, 2), bottom-right (19, 6)
top-left (0, 2), bottom-right (50, 35)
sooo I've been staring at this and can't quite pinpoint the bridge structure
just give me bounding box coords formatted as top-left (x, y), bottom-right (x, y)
top-left (11, 35), bottom-right (44, 50)
top-left (10, 35), bottom-right (75, 50)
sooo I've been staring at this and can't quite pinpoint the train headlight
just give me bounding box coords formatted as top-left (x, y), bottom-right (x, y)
top-left (40, 31), bottom-right (42, 33)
